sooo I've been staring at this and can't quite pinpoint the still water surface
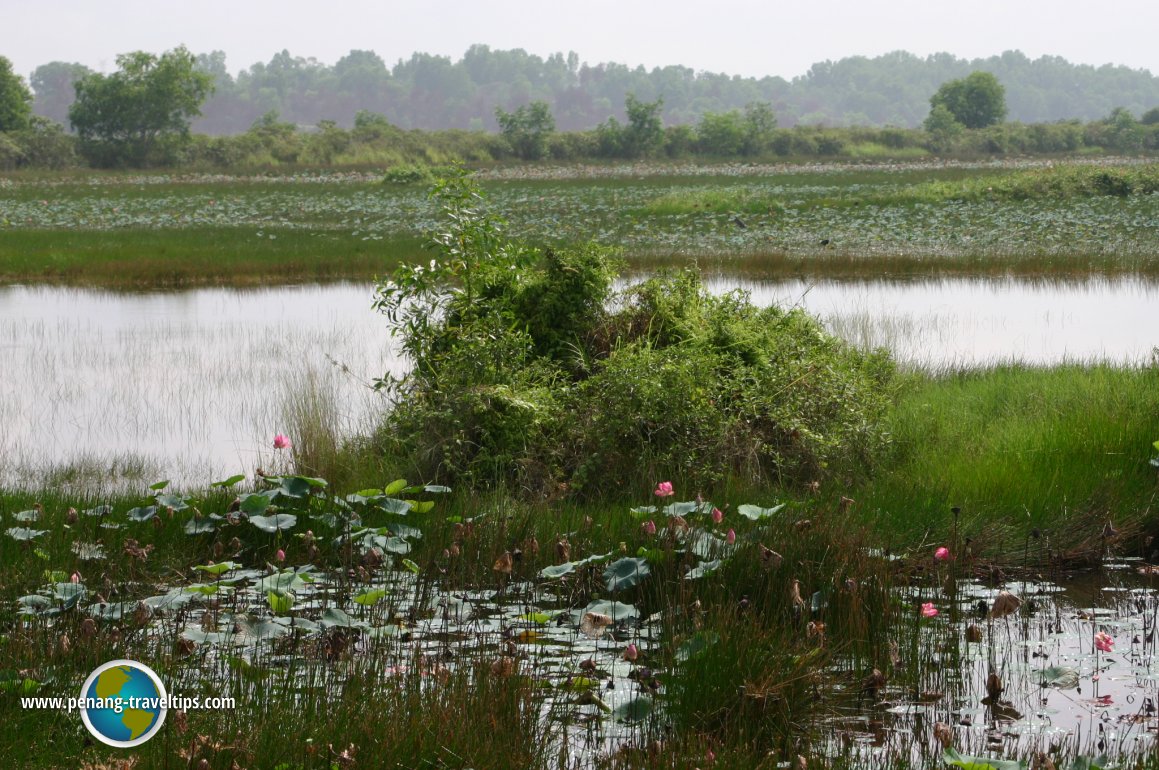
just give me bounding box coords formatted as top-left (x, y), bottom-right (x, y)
top-left (2, 277), bottom-right (1155, 488)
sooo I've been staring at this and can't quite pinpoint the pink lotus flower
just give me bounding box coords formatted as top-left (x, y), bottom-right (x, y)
top-left (275, 548), bottom-right (286, 563)
top-left (1094, 631), bottom-right (1114, 653)
top-left (934, 546), bottom-right (951, 561)
top-left (921, 602), bottom-right (938, 617)
top-left (70, 572), bottom-right (80, 584)
top-left (641, 520), bottom-right (657, 536)
top-left (711, 507), bottom-right (724, 524)
top-left (623, 642), bottom-right (638, 661)
top-left (653, 481), bottom-right (674, 498)
top-left (726, 528), bottom-right (736, 545)
top-left (273, 433), bottom-right (291, 450)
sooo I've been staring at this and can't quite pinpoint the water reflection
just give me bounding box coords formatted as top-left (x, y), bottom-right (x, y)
top-left (0, 283), bottom-right (397, 490)
top-left (701, 275), bottom-right (1159, 369)
top-left (2, 276), bottom-right (1155, 488)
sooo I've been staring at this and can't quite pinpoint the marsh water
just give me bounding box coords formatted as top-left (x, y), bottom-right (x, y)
top-left (1, 276), bottom-right (1157, 489)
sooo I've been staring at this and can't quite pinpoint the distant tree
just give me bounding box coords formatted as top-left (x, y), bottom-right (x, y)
top-left (29, 61), bottom-right (91, 128)
top-left (69, 46), bottom-right (214, 166)
top-left (495, 100), bottom-right (555, 160)
top-left (697, 109), bottom-right (745, 155)
top-left (0, 56), bottom-right (33, 131)
top-left (1141, 106), bottom-right (1159, 125)
top-left (1101, 107), bottom-right (1145, 151)
top-left (922, 103), bottom-right (964, 151)
top-left (741, 101), bottom-right (778, 154)
top-left (622, 93), bottom-right (664, 157)
top-left (928, 71), bottom-right (1007, 129)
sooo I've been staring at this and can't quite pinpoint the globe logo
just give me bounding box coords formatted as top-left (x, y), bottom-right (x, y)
top-left (79, 660), bottom-right (168, 747)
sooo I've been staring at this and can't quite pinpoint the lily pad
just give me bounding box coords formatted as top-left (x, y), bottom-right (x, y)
top-left (155, 493), bottom-right (189, 512)
top-left (320, 607), bottom-right (364, 629)
top-left (685, 559), bottom-right (723, 580)
top-left (613, 694), bottom-right (654, 724)
top-left (210, 474), bottom-right (246, 489)
top-left (737, 503), bottom-right (786, 520)
top-left (604, 557), bottom-right (651, 592)
top-left (126, 505), bottom-right (158, 522)
top-left (942, 749), bottom-right (1026, 770)
top-left (1039, 665), bottom-right (1080, 690)
top-left (578, 599), bottom-right (638, 622)
top-left (71, 541), bottom-right (106, 561)
top-left (181, 628), bottom-right (234, 645)
top-left (677, 631), bottom-right (721, 662)
top-left (6, 527), bottom-right (48, 541)
top-left (354, 588), bottom-right (388, 606)
top-left (236, 614), bottom-right (291, 640)
top-left (248, 513), bottom-right (297, 533)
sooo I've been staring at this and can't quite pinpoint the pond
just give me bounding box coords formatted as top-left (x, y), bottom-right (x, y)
top-left (2, 276), bottom-right (1156, 489)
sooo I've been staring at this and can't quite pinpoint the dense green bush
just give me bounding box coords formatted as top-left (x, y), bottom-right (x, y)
top-left (373, 172), bottom-right (896, 496)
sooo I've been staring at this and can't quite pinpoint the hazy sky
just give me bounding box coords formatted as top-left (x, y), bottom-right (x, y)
top-left (4, 0), bottom-right (1158, 82)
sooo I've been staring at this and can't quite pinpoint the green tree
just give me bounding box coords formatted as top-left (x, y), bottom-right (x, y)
top-left (620, 93), bottom-right (664, 158)
top-left (495, 100), bottom-right (555, 160)
top-left (697, 109), bottom-right (745, 155)
top-left (0, 56), bottom-right (33, 132)
top-left (69, 46), bottom-right (214, 166)
top-left (923, 103), bottom-right (964, 152)
top-left (929, 71), bottom-right (1007, 129)
top-left (741, 101), bottom-right (778, 155)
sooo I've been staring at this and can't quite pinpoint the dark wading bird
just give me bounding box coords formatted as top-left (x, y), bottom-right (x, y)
top-left (732, 214), bottom-right (747, 228)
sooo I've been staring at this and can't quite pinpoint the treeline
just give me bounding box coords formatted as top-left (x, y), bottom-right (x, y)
top-left (4, 102), bottom-right (1158, 173)
top-left (25, 46), bottom-right (1159, 134)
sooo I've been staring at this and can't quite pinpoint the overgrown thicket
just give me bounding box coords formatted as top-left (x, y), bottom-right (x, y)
top-left (373, 172), bottom-right (895, 496)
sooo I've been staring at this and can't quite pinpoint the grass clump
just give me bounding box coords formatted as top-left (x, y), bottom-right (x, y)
top-left (870, 162), bottom-right (1159, 205)
top-left (373, 171), bottom-right (896, 496)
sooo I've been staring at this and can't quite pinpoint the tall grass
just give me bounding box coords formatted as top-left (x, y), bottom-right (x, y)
top-left (856, 364), bottom-right (1159, 558)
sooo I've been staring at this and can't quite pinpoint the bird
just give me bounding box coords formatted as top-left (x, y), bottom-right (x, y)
top-left (732, 214), bottom-right (747, 229)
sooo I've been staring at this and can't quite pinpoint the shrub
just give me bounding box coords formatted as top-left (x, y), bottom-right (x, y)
top-left (374, 172), bottom-right (896, 496)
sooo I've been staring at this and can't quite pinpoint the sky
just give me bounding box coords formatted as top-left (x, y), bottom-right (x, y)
top-left (4, 0), bottom-right (1158, 82)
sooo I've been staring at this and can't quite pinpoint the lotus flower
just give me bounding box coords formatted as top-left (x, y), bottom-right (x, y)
top-left (1094, 631), bottom-right (1114, 653)
top-left (921, 602), bottom-right (938, 617)
top-left (726, 528), bottom-right (736, 545)
top-left (653, 481), bottom-right (674, 498)
top-left (934, 546), bottom-right (950, 561)
top-left (641, 520), bottom-right (657, 536)
top-left (623, 642), bottom-right (639, 661)
top-left (711, 507), bottom-right (724, 524)
top-left (275, 548), bottom-right (286, 563)
top-left (273, 433), bottom-right (291, 449)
